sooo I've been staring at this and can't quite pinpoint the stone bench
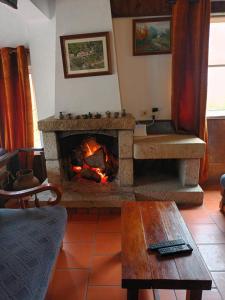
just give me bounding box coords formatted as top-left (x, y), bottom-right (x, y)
top-left (134, 134), bottom-right (205, 187)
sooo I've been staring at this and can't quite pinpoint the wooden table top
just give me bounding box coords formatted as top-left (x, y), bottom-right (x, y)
top-left (121, 201), bottom-right (212, 290)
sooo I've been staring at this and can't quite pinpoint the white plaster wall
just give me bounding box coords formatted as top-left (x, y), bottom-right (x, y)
top-left (28, 17), bottom-right (56, 120)
top-left (55, 0), bottom-right (121, 117)
top-left (113, 18), bottom-right (172, 120)
top-left (0, 3), bottom-right (28, 47)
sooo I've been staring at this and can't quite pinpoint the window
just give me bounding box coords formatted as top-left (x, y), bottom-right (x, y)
top-left (28, 70), bottom-right (41, 148)
top-left (207, 18), bottom-right (225, 117)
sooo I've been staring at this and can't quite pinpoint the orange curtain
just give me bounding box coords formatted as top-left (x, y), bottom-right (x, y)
top-left (171, 0), bottom-right (210, 182)
top-left (0, 46), bottom-right (34, 167)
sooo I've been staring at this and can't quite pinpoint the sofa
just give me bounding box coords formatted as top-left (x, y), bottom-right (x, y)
top-left (0, 184), bottom-right (67, 300)
top-left (220, 174), bottom-right (225, 213)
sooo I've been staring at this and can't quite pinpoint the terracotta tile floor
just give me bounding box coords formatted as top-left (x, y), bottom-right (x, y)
top-left (46, 187), bottom-right (225, 300)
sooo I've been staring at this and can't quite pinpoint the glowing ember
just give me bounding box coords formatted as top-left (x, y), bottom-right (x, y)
top-left (72, 164), bottom-right (108, 183)
top-left (72, 166), bottom-right (82, 173)
top-left (92, 167), bottom-right (108, 183)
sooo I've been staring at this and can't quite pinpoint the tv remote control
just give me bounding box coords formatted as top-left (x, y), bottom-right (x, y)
top-left (149, 239), bottom-right (186, 251)
top-left (158, 244), bottom-right (193, 256)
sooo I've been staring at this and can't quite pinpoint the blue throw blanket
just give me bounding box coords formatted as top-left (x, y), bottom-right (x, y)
top-left (0, 205), bottom-right (67, 300)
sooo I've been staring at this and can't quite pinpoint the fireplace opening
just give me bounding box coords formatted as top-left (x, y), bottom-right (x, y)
top-left (134, 159), bottom-right (179, 184)
top-left (59, 133), bottom-right (118, 183)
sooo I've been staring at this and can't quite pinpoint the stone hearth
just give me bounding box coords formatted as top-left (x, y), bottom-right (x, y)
top-left (38, 116), bottom-right (205, 207)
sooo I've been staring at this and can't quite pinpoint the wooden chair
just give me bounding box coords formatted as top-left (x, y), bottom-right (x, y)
top-left (0, 183), bottom-right (62, 208)
top-left (0, 183), bottom-right (67, 300)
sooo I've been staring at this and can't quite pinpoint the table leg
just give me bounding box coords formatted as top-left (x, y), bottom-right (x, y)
top-left (186, 290), bottom-right (202, 300)
top-left (127, 288), bottom-right (139, 300)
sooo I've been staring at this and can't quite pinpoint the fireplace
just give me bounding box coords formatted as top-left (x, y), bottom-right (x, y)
top-left (38, 115), bottom-right (136, 207)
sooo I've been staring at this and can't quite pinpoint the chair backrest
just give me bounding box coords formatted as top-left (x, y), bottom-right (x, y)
top-left (0, 183), bottom-right (62, 208)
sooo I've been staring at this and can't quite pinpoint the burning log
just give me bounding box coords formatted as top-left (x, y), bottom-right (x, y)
top-left (80, 168), bottom-right (101, 183)
top-left (84, 148), bottom-right (105, 169)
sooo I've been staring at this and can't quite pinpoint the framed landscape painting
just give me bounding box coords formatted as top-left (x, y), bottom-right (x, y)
top-left (60, 32), bottom-right (112, 78)
top-left (133, 17), bottom-right (171, 55)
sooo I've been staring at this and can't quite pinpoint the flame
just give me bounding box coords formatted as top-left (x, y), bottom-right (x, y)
top-left (83, 139), bottom-right (101, 157)
top-left (92, 167), bottom-right (108, 183)
top-left (86, 143), bottom-right (93, 156)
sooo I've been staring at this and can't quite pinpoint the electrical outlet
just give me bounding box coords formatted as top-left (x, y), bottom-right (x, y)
top-left (152, 107), bottom-right (159, 113)
top-left (151, 107), bottom-right (160, 121)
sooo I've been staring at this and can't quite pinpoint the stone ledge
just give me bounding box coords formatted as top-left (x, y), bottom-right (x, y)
top-left (38, 114), bottom-right (136, 131)
top-left (134, 180), bottom-right (203, 206)
top-left (134, 134), bottom-right (205, 159)
top-left (61, 192), bottom-right (135, 207)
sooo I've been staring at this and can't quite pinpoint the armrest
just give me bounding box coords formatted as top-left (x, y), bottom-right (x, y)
top-left (220, 175), bottom-right (225, 213)
top-left (0, 183), bottom-right (62, 207)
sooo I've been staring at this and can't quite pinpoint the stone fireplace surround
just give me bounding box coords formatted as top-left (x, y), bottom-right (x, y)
top-left (38, 115), bottom-right (205, 207)
top-left (38, 115), bottom-right (136, 206)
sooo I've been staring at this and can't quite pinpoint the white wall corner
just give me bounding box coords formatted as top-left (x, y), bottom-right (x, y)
top-left (30, 0), bottom-right (55, 19)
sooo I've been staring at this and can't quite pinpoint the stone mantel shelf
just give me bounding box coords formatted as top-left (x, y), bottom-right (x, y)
top-left (38, 114), bottom-right (136, 131)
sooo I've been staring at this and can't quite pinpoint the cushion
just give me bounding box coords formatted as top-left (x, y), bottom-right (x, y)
top-left (220, 174), bottom-right (225, 189)
top-left (0, 205), bottom-right (67, 300)
top-left (0, 148), bottom-right (6, 156)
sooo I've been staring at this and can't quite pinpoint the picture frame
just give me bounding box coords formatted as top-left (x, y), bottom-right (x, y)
top-left (60, 32), bottom-right (112, 78)
top-left (133, 17), bottom-right (171, 56)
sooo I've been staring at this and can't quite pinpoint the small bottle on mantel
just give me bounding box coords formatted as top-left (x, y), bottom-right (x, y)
top-left (105, 111), bottom-right (111, 118)
top-left (114, 112), bottom-right (119, 118)
top-left (59, 112), bottom-right (64, 119)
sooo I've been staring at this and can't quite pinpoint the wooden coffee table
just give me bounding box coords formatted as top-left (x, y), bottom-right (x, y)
top-left (121, 201), bottom-right (212, 300)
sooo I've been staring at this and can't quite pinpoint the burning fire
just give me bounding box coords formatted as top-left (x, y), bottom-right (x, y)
top-left (72, 139), bottom-right (108, 183)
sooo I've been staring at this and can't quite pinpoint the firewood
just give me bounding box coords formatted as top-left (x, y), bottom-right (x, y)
top-left (71, 147), bottom-right (83, 165)
top-left (80, 168), bottom-right (101, 183)
top-left (85, 148), bottom-right (105, 169)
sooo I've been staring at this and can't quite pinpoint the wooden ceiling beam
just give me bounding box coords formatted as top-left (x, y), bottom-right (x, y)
top-left (110, 0), bottom-right (171, 18)
top-left (211, 1), bottom-right (225, 14)
top-left (110, 0), bottom-right (225, 18)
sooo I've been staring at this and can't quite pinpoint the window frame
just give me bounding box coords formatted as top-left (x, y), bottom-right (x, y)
top-left (207, 16), bottom-right (225, 118)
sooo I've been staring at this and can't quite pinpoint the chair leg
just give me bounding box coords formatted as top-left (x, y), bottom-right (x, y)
top-left (60, 241), bottom-right (63, 250)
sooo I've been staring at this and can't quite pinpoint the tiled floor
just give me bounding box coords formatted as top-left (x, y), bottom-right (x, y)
top-left (46, 188), bottom-right (225, 300)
